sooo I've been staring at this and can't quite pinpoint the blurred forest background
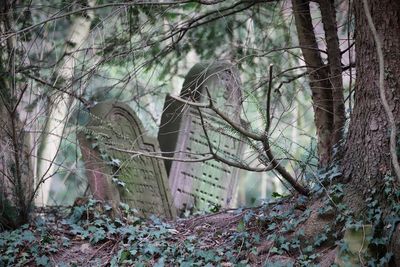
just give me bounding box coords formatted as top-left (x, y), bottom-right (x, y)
top-left (0, 0), bottom-right (354, 208)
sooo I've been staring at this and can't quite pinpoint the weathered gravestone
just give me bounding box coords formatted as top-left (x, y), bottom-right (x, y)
top-left (158, 61), bottom-right (245, 211)
top-left (79, 101), bottom-right (176, 219)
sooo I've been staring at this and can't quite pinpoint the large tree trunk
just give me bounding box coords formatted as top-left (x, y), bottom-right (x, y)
top-left (342, 0), bottom-right (400, 211)
top-left (293, 0), bottom-right (400, 266)
top-left (342, 0), bottom-right (400, 262)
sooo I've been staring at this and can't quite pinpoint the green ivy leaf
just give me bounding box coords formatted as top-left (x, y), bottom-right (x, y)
top-left (35, 255), bottom-right (49, 266)
top-left (21, 230), bottom-right (36, 243)
top-left (236, 219), bottom-right (246, 232)
top-left (119, 250), bottom-right (131, 262)
top-left (144, 244), bottom-right (160, 255)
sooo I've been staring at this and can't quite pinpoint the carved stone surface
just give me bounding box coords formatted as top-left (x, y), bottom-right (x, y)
top-left (158, 61), bottom-right (245, 211)
top-left (79, 101), bottom-right (176, 219)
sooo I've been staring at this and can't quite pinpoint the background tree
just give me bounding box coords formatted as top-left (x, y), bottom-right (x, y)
top-left (0, 0), bottom-right (34, 228)
top-left (35, 0), bottom-right (95, 206)
top-left (293, 0), bottom-right (345, 168)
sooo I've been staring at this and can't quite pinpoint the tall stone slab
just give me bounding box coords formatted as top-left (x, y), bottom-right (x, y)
top-left (158, 61), bottom-right (245, 211)
top-left (79, 101), bottom-right (176, 219)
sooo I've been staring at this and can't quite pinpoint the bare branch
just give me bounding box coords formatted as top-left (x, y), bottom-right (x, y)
top-left (22, 73), bottom-right (91, 106)
top-left (340, 42), bottom-right (355, 55)
top-left (110, 145), bottom-right (271, 172)
top-left (196, 105), bottom-right (272, 172)
top-left (262, 138), bottom-right (310, 196)
top-left (259, 63), bottom-right (310, 195)
top-left (274, 63), bottom-right (355, 94)
top-left (109, 147), bottom-right (214, 163)
top-left (1, 0), bottom-right (270, 44)
top-left (170, 94), bottom-right (264, 141)
top-left (169, 95), bottom-right (210, 108)
top-left (205, 87), bottom-right (265, 141)
top-left (265, 64), bottom-right (273, 133)
top-left (171, 84), bottom-right (309, 195)
top-left (213, 152), bottom-right (272, 172)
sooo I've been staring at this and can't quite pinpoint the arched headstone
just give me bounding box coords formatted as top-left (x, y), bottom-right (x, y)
top-left (158, 61), bottom-right (245, 211)
top-left (79, 101), bottom-right (176, 219)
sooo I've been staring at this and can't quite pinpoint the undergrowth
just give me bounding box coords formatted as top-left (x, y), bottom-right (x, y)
top-left (0, 174), bottom-right (399, 266)
top-left (0, 196), bottom-right (315, 266)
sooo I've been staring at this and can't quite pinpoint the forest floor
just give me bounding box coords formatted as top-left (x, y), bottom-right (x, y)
top-left (0, 196), bottom-right (343, 266)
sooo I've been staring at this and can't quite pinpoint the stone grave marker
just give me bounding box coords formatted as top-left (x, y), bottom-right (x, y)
top-left (158, 61), bottom-right (245, 211)
top-left (79, 101), bottom-right (176, 219)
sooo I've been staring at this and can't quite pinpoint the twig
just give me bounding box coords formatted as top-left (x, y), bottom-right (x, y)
top-left (170, 94), bottom-right (263, 141)
top-left (171, 85), bottom-right (310, 195)
top-left (169, 95), bottom-right (209, 108)
top-left (196, 106), bottom-right (272, 172)
top-left (262, 137), bottom-right (309, 196)
top-left (266, 64), bottom-right (273, 132)
top-left (0, 1), bottom-right (199, 42)
top-left (85, 240), bottom-right (112, 264)
top-left (207, 87), bottom-right (309, 195)
top-left (340, 41), bottom-right (355, 55)
top-left (362, 0), bottom-right (400, 182)
top-left (23, 72), bottom-right (91, 107)
top-left (109, 147), bottom-right (214, 163)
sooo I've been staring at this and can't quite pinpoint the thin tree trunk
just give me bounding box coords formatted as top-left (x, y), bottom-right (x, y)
top-left (292, 0), bottom-right (334, 167)
top-left (35, 2), bottom-right (94, 206)
top-left (319, 0), bottom-right (345, 146)
top-left (0, 0), bottom-right (34, 228)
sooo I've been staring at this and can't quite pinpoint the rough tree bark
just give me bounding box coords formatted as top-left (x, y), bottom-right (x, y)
top-left (342, 0), bottom-right (400, 215)
top-left (341, 0), bottom-right (400, 262)
top-left (293, 0), bottom-right (400, 261)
